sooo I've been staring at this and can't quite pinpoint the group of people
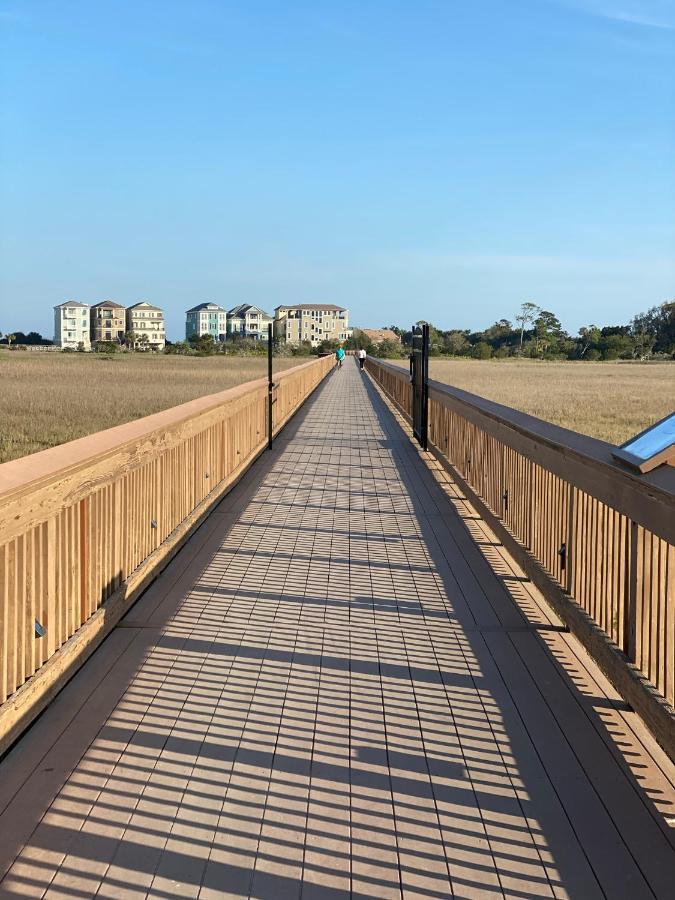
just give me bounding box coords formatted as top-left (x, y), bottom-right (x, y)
top-left (335, 346), bottom-right (367, 370)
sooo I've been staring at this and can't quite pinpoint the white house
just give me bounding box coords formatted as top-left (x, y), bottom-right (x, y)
top-left (53, 301), bottom-right (91, 350)
top-left (227, 304), bottom-right (273, 341)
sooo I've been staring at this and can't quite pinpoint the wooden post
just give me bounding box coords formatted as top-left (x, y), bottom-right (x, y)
top-left (625, 520), bottom-right (638, 662)
top-left (268, 322), bottom-right (274, 450)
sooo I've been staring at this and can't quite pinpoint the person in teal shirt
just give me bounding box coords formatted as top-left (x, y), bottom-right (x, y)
top-left (335, 346), bottom-right (345, 368)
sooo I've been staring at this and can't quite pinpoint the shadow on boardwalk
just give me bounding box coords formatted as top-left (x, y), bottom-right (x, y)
top-left (0, 360), bottom-right (674, 899)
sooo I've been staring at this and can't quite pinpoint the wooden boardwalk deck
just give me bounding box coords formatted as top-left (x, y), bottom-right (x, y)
top-left (1, 359), bottom-right (674, 899)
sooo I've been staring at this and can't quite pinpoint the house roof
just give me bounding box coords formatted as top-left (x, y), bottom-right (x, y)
top-left (55, 300), bottom-right (89, 309)
top-left (91, 300), bottom-right (125, 310)
top-left (360, 328), bottom-right (401, 343)
top-left (128, 301), bottom-right (163, 312)
top-left (186, 303), bottom-right (226, 313)
top-left (228, 303), bottom-right (272, 317)
top-left (275, 304), bottom-right (346, 312)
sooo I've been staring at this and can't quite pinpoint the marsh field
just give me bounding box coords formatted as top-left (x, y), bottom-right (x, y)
top-left (387, 357), bottom-right (674, 445)
top-left (1, 351), bottom-right (672, 463)
top-left (0, 351), bottom-right (304, 463)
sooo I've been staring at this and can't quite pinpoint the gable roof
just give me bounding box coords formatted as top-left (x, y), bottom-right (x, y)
top-left (91, 300), bottom-right (125, 310)
top-left (55, 300), bottom-right (89, 309)
top-left (228, 303), bottom-right (272, 317)
top-left (186, 302), bottom-right (226, 313)
top-left (128, 301), bottom-right (163, 312)
top-left (275, 303), bottom-right (346, 312)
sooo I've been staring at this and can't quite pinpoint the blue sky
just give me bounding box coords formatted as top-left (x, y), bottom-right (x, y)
top-left (1, 0), bottom-right (674, 341)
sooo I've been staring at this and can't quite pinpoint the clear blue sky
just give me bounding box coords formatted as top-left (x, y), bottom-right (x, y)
top-left (1, 0), bottom-right (673, 341)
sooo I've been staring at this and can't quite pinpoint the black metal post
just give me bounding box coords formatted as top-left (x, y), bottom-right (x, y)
top-left (421, 322), bottom-right (429, 450)
top-left (411, 322), bottom-right (429, 451)
top-left (267, 322), bottom-right (274, 449)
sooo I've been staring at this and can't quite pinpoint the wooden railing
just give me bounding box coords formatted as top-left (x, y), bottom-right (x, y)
top-left (366, 358), bottom-right (675, 752)
top-left (0, 355), bottom-right (333, 752)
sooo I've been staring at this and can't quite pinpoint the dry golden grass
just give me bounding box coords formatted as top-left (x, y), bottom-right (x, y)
top-left (0, 351), bottom-right (304, 463)
top-left (389, 358), bottom-right (674, 445)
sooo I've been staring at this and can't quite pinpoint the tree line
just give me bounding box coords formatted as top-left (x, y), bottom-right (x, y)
top-left (358, 299), bottom-right (675, 361)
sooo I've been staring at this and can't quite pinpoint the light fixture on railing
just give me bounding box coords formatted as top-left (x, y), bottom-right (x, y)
top-left (35, 620), bottom-right (46, 638)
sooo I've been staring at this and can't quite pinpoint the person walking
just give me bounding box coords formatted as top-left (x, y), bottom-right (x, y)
top-left (358, 347), bottom-right (367, 370)
top-left (335, 345), bottom-right (345, 368)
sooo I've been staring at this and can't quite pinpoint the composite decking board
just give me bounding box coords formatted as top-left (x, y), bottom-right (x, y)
top-left (425, 454), bottom-right (675, 824)
top-left (508, 629), bottom-right (675, 888)
top-left (1, 360), bottom-right (674, 898)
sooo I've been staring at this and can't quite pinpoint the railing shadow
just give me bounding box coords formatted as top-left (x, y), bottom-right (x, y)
top-left (0, 361), bottom-right (673, 898)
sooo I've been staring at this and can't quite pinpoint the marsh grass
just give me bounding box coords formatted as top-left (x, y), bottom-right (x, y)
top-left (0, 351), bottom-right (303, 463)
top-left (389, 358), bottom-right (674, 445)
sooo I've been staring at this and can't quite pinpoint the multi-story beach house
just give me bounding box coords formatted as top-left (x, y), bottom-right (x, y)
top-left (273, 304), bottom-right (352, 347)
top-left (53, 301), bottom-right (91, 350)
top-left (185, 303), bottom-right (228, 342)
top-left (126, 301), bottom-right (166, 350)
top-left (90, 300), bottom-right (126, 345)
top-left (227, 304), bottom-right (273, 341)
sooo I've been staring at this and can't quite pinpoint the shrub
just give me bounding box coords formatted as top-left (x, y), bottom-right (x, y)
top-left (92, 341), bottom-right (118, 354)
top-left (472, 341), bottom-right (492, 360)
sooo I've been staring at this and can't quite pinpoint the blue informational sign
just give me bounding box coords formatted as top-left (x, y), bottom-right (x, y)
top-left (622, 413), bottom-right (675, 462)
top-left (613, 412), bottom-right (675, 473)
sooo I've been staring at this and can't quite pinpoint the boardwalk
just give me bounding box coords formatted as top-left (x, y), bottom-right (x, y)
top-left (0, 359), bottom-right (674, 899)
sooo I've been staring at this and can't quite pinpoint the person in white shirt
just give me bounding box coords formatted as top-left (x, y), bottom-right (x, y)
top-left (357, 347), bottom-right (367, 370)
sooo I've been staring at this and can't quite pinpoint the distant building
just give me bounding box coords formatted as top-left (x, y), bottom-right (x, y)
top-left (185, 303), bottom-right (228, 342)
top-left (126, 301), bottom-right (166, 350)
top-left (227, 304), bottom-right (273, 341)
top-left (90, 300), bottom-right (126, 345)
top-left (274, 304), bottom-right (352, 347)
top-left (360, 328), bottom-right (401, 345)
top-left (53, 301), bottom-right (91, 350)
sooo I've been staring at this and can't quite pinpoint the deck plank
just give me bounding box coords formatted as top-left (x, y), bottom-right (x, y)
top-left (1, 359), bottom-right (674, 899)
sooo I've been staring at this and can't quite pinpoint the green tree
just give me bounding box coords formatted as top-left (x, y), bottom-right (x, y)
top-left (577, 325), bottom-right (601, 358)
top-left (514, 303), bottom-right (540, 355)
top-left (188, 333), bottom-right (216, 355)
top-left (472, 341), bottom-right (492, 360)
top-left (345, 329), bottom-right (374, 352)
top-left (165, 340), bottom-right (192, 354)
top-left (533, 310), bottom-right (566, 357)
top-left (444, 331), bottom-right (470, 356)
top-left (630, 309), bottom-right (658, 359)
top-left (373, 338), bottom-right (405, 358)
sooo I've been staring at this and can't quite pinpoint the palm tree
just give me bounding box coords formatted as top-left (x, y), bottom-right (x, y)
top-left (124, 330), bottom-right (138, 350)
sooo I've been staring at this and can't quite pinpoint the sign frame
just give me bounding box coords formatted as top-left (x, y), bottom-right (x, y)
top-left (611, 411), bottom-right (675, 474)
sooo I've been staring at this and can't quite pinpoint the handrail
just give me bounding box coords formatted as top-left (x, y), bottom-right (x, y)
top-left (0, 355), bottom-right (333, 752)
top-left (366, 356), bottom-right (675, 753)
